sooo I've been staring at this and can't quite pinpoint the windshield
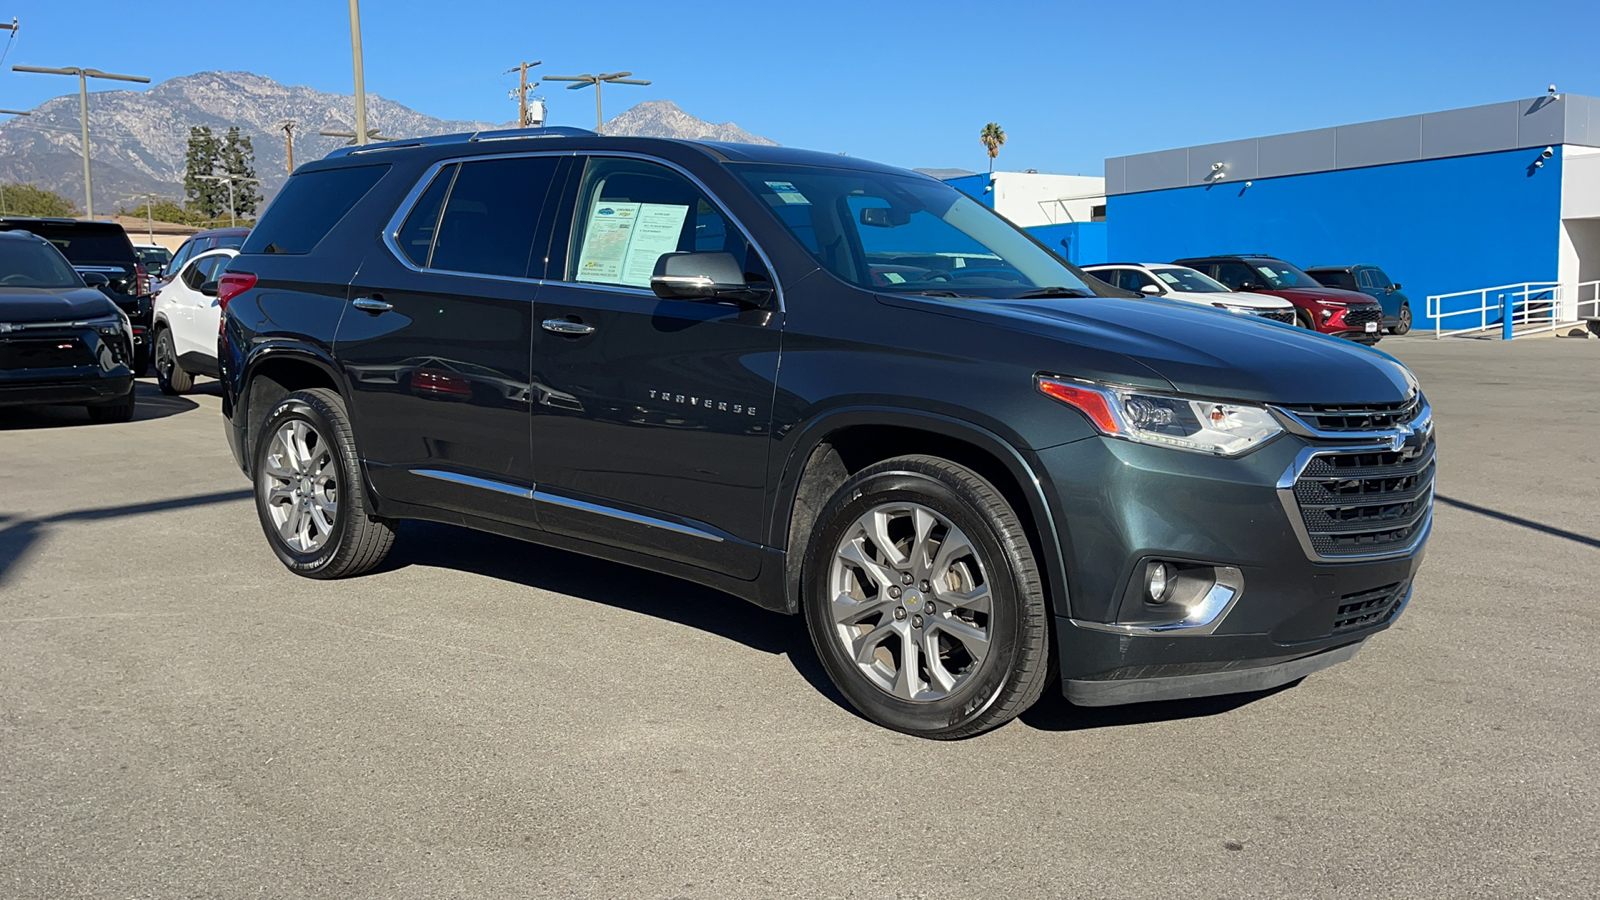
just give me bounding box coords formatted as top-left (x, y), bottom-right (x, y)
top-left (733, 165), bottom-right (1101, 299)
top-left (0, 238), bottom-right (85, 288)
top-left (137, 246), bottom-right (172, 265)
top-left (1150, 266), bottom-right (1230, 293)
top-left (1249, 259), bottom-right (1323, 289)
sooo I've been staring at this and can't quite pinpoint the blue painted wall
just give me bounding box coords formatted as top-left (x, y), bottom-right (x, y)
top-left (1105, 148), bottom-right (1563, 330)
top-left (944, 173), bottom-right (995, 207)
top-left (1026, 222), bottom-right (1108, 266)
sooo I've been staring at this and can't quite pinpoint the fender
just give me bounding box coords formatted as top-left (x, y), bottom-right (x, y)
top-left (765, 405), bottom-right (1076, 619)
top-left (228, 342), bottom-right (348, 478)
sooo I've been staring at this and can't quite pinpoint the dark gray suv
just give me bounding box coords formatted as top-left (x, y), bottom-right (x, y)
top-left (218, 128), bottom-right (1433, 738)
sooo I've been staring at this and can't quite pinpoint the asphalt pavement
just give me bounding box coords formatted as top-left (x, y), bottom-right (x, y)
top-left (2, 334), bottom-right (1597, 898)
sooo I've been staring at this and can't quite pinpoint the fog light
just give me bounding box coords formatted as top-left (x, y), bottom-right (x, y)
top-left (1145, 561), bottom-right (1173, 604)
top-left (1321, 309), bottom-right (1333, 319)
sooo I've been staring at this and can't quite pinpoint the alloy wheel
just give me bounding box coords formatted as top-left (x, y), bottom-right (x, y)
top-left (260, 419), bottom-right (339, 553)
top-left (827, 502), bottom-right (992, 701)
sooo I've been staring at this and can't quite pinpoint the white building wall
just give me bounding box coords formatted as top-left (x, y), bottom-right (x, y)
top-left (989, 172), bottom-right (1106, 227)
top-left (1557, 145), bottom-right (1600, 318)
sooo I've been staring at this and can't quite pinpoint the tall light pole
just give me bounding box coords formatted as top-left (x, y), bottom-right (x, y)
top-left (0, 109), bottom-right (28, 217)
top-left (543, 72), bottom-right (650, 133)
top-left (195, 173), bottom-right (260, 228)
top-left (13, 65), bottom-right (150, 218)
top-left (505, 60), bottom-right (541, 127)
top-left (347, 0), bottom-right (369, 146)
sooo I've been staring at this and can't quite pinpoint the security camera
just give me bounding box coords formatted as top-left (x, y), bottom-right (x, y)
top-left (1534, 159), bottom-right (1544, 168)
top-left (1542, 146), bottom-right (1554, 159)
top-left (1211, 162), bottom-right (1224, 171)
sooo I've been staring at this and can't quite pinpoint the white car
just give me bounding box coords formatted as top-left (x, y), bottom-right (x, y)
top-left (1084, 263), bottom-right (1297, 324)
top-left (150, 247), bottom-right (235, 394)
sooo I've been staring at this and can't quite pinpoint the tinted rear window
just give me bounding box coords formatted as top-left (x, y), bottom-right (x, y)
top-left (5, 225), bottom-right (135, 264)
top-left (242, 165), bottom-right (390, 255)
top-left (1311, 270), bottom-right (1358, 290)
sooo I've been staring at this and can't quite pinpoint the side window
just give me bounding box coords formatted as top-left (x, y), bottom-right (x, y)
top-left (182, 255), bottom-right (218, 290)
top-left (567, 157), bottom-right (764, 290)
top-left (429, 156), bottom-right (559, 278)
top-left (1367, 268), bottom-right (1392, 289)
top-left (394, 164), bottom-right (456, 268)
top-left (168, 240), bottom-right (193, 273)
top-left (1130, 270), bottom-right (1160, 292)
top-left (1356, 269), bottom-right (1374, 289)
top-left (241, 164), bottom-right (391, 255)
top-left (1213, 262), bottom-right (1255, 289)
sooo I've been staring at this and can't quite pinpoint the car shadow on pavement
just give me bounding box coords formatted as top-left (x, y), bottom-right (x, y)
top-left (385, 520), bottom-right (851, 712)
top-left (1019, 680), bottom-right (1298, 732)
top-left (0, 381), bottom-right (199, 430)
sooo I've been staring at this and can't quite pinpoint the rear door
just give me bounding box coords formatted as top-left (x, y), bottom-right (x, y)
top-left (169, 250), bottom-right (233, 360)
top-left (528, 154), bottom-right (782, 579)
top-left (337, 154), bottom-right (565, 524)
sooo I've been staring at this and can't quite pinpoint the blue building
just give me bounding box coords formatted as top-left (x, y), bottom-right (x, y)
top-left (1100, 93), bottom-right (1600, 331)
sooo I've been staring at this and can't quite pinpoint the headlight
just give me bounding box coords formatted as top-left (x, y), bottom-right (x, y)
top-left (83, 312), bottom-right (129, 336)
top-left (1211, 302), bottom-right (1258, 315)
top-left (1037, 376), bottom-right (1283, 457)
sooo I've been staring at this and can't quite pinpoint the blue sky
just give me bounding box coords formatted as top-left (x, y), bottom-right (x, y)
top-left (4, 0), bottom-right (1598, 174)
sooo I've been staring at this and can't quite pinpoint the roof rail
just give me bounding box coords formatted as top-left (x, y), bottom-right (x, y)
top-left (327, 126), bottom-right (599, 159)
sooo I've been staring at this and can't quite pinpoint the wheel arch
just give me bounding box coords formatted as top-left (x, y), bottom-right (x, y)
top-left (236, 345), bottom-right (344, 478)
top-left (769, 407), bottom-right (1074, 620)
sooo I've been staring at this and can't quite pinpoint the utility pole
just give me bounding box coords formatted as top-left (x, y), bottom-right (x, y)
top-left (195, 173), bottom-right (260, 228)
top-left (0, 108), bottom-right (28, 216)
top-left (13, 65), bottom-right (150, 218)
top-left (347, 0), bottom-right (368, 145)
top-left (280, 121), bottom-right (296, 174)
top-left (543, 72), bottom-right (651, 133)
top-left (505, 60), bottom-right (541, 126)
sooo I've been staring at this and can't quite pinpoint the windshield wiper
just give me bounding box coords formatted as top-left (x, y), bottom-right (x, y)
top-left (1009, 286), bottom-right (1093, 299)
top-left (913, 289), bottom-right (984, 299)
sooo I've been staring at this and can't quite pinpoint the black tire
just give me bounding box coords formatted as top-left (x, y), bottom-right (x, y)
top-left (1295, 309), bottom-right (1317, 330)
top-left (153, 327), bottom-right (193, 395)
top-left (1390, 302), bottom-right (1412, 336)
top-left (802, 455), bottom-right (1051, 739)
top-left (86, 387), bottom-right (136, 424)
top-left (253, 387), bottom-right (395, 579)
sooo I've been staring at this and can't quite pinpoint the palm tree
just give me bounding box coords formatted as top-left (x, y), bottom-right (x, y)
top-left (979, 122), bottom-right (1007, 173)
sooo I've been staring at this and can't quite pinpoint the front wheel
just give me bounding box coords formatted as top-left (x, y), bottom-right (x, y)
top-left (1390, 302), bottom-right (1412, 335)
top-left (253, 388), bottom-right (395, 579)
top-left (86, 388), bottom-right (136, 424)
top-left (154, 328), bottom-right (193, 395)
top-left (1295, 309), bottom-right (1317, 330)
top-left (802, 455), bottom-right (1051, 739)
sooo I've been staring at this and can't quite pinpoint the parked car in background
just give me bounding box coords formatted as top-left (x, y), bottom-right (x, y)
top-left (1175, 254), bottom-right (1386, 344)
top-left (156, 226), bottom-right (249, 292)
top-left (151, 247), bottom-right (236, 394)
top-left (0, 217), bottom-right (152, 372)
top-left (217, 129), bottom-right (1433, 739)
top-left (0, 230), bottom-right (137, 422)
top-left (134, 243), bottom-right (173, 279)
top-left (1083, 263), bottom-right (1297, 323)
top-left (1305, 265), bottom-right (1413, 335)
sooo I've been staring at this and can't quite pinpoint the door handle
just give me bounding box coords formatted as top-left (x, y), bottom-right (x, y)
top-left (542, 319), bottom-right (595, 336)
top-left (352, 296), bottom-right (393, 314)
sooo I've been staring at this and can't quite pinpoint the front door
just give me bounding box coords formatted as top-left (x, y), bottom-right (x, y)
top-left (529, 155), bottom-right (782, 579)
top-left (337, 154), bottom-right (565, 523)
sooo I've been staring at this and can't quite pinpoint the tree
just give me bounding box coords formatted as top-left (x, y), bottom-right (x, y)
top-left (219, 127), bottom-right (261, 219)
top-left (979, 122), bottom-right (1007, 173)
top-left (183, 126), bottom-right (223, 219)
top-left (0, 183), bottom-right (76, 217)
top-left (118, 199), bottom-right (203, 227)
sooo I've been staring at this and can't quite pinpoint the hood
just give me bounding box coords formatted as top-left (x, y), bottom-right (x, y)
top-left (1266, 286), bottom-right (1381, 307)
top-left (880, 292), bottom-right (1415, 406)
top-left (0, 286), bottom-right (121, 323)
top-left (1173, 290), bottom-right (1293, 310)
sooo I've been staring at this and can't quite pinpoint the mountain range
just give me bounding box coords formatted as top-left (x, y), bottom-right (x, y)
top-left (0, 70), bottom-right (775, 212)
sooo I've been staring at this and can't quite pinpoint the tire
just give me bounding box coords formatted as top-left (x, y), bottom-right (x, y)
top-left (1390, 302), bottom-right (1412, 336)
top-left (802, 455), bottom-right (1051, 739)
top-left (86, 387), bottom-right (136, 424)
top-left (1295, 309), bottom-right (1317, 330)
top-left (153, 327), bottom-right (193, 395)
top-left (253, 387), bottom-right (395, 579)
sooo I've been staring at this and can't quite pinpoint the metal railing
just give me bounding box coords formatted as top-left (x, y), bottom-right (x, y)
top-left (1427, 280), bottom-right (1600, 339)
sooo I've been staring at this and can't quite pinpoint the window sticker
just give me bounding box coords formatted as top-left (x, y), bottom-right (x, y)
top-left (575, 201), bottom-right (690, 287)
top-left (764, 181), bottom-right (811, 205)
top-left (1156, 272), bottom-right (1181, 285)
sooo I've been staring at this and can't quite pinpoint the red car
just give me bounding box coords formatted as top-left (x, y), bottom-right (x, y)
top-left (1175, 255), bottom-right (1386, 344)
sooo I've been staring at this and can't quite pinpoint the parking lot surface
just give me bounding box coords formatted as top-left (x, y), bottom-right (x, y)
top-left (2, 335), bottom-right (1597, 899)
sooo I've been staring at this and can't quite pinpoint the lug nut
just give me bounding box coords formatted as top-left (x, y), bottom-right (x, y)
top-left (912, 615), bottom-right (923, 629)
top-left (888, 585), bottom-right (902, 599)
top-left (894, 607), bottom-right (907, 620)
top-left (919, 580), bottom-right (931, 592)
top-left (900, 572), bottom-right (914, 585)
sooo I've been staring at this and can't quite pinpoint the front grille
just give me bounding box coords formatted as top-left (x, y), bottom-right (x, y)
top-left (0, 336), bottom-right (92, 371)
top-left (1291, 438), bottom-right (1435, 558)
top-left (1259, 309), bottom-right (1296, 324)
top-left (1344, 307), bottom-right (1383, 326)
top-left (1280, 395), bottom-right (1423, 432)
top-left (1333, 580), bottom-right (1410, 634)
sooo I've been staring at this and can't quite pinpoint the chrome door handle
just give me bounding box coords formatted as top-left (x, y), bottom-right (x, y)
top-left (542, 319), bottom-right (595, 336)
top-left (352, 297), bottom-right (393, 313)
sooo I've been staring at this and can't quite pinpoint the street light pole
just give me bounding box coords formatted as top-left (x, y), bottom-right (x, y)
top-left (195, 174), bottom-right (260, 228)
top-left (543, 72), bottom-right (651, 133)
top-left (12, 65), bottom-right (150, 218)
top-left (348, 0), bottom-right (368, 146)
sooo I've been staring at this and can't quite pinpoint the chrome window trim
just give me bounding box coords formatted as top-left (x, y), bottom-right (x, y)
top-left (1071, 567), bottom-right (1244, 636)
top-left (1275, 442), bottom-right (1436, 562)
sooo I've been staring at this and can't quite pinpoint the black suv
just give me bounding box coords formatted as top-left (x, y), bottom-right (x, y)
top-left (219, 128), bottom-right (1434, 738)
top-left (0, 218), bottom-right (151, 373)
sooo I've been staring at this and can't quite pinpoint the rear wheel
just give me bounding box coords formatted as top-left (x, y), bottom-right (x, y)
top-left (802, 455), bottom-right (1051, 739)
top-left (1390, 302), bottom-right (1412, 335)
top-left (253, 388), bottom-right (395, 579)
top-left (154, 327), bottom-right (193, 395)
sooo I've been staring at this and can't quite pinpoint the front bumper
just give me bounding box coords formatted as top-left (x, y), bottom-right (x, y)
top-left (0, 326), bottom-right (137, 407)
top-left (1035, 431), bottom-right (1429, 705)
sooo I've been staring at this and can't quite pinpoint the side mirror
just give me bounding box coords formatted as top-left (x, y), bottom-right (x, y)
top-left (650, 251), bottom-right (767, 305)
top-left (82, 271), bottom-right (110, 288)
top-left (199, 280), bottom-right (219, 297)
top-left (1237, 281), bottom-right (1259, 291)
top-left (1389, 283), bottom-right (1402, 292)
top-left (146, 264), bottom-right (165, 278)
top-left (1139, 284), bottom-right (1162, 295)
top-left (859, 207), bottom-right (911, 228)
